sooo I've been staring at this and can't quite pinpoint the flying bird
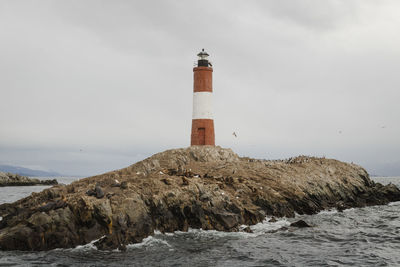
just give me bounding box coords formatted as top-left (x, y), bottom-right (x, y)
top-left (232, 132), bottom-right (237, 138)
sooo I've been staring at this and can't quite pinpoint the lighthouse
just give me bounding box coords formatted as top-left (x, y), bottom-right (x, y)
top-left (191, 49), bottom-right (215, 146)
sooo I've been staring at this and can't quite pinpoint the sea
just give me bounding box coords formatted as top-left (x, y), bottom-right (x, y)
top-left (0, 176), bottom-right (399, 266)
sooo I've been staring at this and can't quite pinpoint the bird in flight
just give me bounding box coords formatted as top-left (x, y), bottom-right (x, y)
top-left (232, 132), bottom-right (237, 138)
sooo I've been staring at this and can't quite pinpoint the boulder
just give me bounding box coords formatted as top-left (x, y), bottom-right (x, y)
top-left (290, 220), bottom-right (311, 228)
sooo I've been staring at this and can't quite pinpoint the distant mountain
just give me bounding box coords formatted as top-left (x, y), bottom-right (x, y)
top-left (368, 161), bottom-right (400, 177)
top-left (0, 165), bottom-right (62, 177)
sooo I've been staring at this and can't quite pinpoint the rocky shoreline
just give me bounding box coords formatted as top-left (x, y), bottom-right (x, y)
top-left (0, 146), bottom-right (399, 251)
top-left (0, 172), bottom-right (58, 187)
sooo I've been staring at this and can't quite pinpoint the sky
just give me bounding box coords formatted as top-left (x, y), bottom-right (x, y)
top-left (0, 0), bottom-right (399, 176)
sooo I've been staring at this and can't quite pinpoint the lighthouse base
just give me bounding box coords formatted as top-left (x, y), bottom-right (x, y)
top-left (191, 119), bottom-right (215, 146)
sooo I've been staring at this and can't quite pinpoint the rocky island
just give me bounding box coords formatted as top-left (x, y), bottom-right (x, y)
top-left (0, 171), bottom-right (58, 187)
top-left (0, 146), bottom-right (399, 251)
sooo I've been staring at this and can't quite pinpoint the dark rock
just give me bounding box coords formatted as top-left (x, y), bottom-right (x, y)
top-left (161, 178), bottom-right (171, 185)
top-left (215, 212), bottom-right (238, 229)
top-left (38, 202), bottom-right (57, 212)
top-left (86, 189), bottom-right (96, 197)
top-left (241, 226), bottom-right (253, 233)
top-left (377, 183), bottom-right (400, 202)
top-left (120, 181), bottom-right (128, 189)
top-left (106, 193), bottom-right (115, 199)
top-left (268, 217), bottom-right (277, 223)
top-left (38, 200), bottom-right (67, 212)
top-left (290, 220), bottom-right (311, 228)
top-left (337, 201), bottom-right (347, 212)
top-left (166, 168), bottom-right (179, 176)
top-left (181, 177), bottom-right (189, 186)
top-left (40, 179), bottom-right (58, 185)
top-left (95, 184), bottom-right (104, 199)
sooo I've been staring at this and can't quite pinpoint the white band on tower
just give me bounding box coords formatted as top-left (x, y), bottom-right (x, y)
top-left (192, 92), bottom-right (213, 119)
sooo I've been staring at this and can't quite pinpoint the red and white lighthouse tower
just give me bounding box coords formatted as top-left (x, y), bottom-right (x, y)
top-left (191, 49), bottom-right (215, 146)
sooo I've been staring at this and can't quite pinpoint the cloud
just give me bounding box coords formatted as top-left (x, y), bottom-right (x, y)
top-left (0, 0), bottom-right (399, 176)
top-left (253, 1), bottom-right (359, 31)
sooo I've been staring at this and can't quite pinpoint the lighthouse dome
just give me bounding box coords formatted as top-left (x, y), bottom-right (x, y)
top-left (197, 49), bottom-right (211, 67)
top-left (197, 48), bottom-right (209, 60)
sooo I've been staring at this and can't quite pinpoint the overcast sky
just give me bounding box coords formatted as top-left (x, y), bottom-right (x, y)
top-left (1, 0), bottom-right (399, 176)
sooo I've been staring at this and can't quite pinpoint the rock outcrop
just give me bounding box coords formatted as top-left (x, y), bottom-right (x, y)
top-left (0, 146), bottom-right (399, 251)
top-left (0, 172), bottom-right (58, 187)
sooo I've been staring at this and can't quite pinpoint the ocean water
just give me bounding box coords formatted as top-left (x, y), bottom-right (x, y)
top-left (0, 177), bottom-right (399, 266)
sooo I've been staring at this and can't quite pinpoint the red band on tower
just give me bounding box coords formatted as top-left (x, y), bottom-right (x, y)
top-left (191, 119), bottom-right (215, 146)
top-left (193, 67), bottom-right (213, 92)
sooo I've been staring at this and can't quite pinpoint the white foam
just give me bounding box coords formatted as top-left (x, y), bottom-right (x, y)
top-left (388, 201), bottom-right (400, 206)
top-left (172, 228), bottom-right (253, 239)
top-left (153, 230), bottom-right (163, 235)
top-left (72, 235), bottom-right (105, 251)
top-left (343, 207), bottom-right (356, 213)
top-left (250, 217), bottom-right (290, 234)
top-left (127, 235), bottom-right (172, 249)
top-left (316, 209), bottom-right (338, 215)
top-left (127, 218), bottom-right (292, 249)
top-left (178, 221), bottom-right (290, 238)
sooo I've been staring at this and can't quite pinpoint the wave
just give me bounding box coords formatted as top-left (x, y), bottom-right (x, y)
top-left (388, 201), bottom-right (400, 206)
top-left (127, 235), bottom-right (172, 250)
top-left (58, 235), bottom-right (106, 252)
top-left (250, 217), bottom-right (290, 234)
